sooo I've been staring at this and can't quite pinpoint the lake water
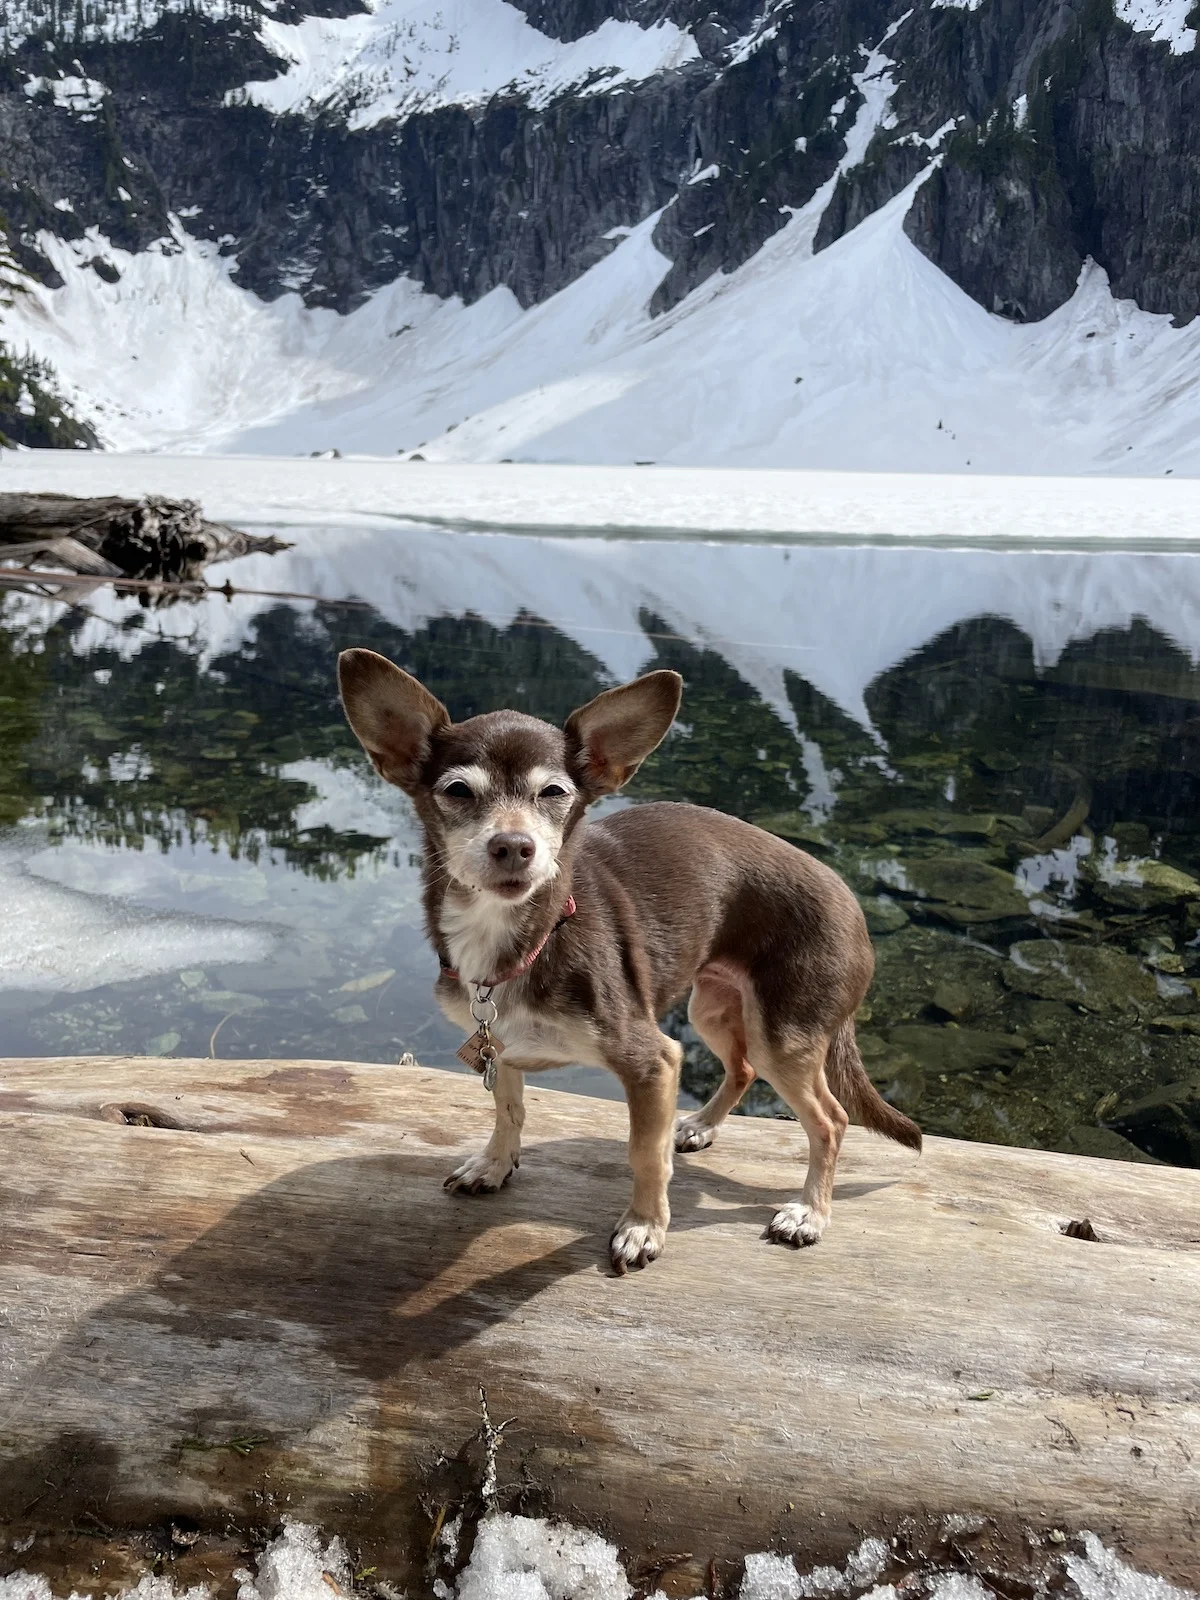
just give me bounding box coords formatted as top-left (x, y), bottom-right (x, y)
top-left (2, 522), bottom-right (1199, 1168)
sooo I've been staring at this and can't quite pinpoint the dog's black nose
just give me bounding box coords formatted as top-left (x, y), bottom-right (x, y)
top-left (488, 832), bottom-right (536, 869)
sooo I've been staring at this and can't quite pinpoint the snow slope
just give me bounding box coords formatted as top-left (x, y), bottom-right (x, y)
top-left (4, 25), bottom-right (1200, 471)
top-left (239, 0), bottom-right (697, 126)
top-left (7, 177), bottom-right (1200, 472)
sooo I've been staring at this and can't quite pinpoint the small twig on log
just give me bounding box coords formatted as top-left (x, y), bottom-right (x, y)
top-left (477, 1387), bottom-right (517, 1513)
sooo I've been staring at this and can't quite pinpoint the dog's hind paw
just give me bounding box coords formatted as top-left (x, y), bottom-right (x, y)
top-left (609, 1214), bottom-right (666, 1275)
top-left (766, 1202), bottom-right (827, 1248)
top-left (673, 1113), bottom-right (716, 1153)
top-left (444, 1151), bottom-right (515, 1194)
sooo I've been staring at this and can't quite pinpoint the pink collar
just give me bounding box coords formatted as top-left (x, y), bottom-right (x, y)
top-left (441, 895), bottom-right (576, 989)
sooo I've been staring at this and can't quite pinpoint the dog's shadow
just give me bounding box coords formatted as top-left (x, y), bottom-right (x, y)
top-left (0, 1134), bottom-right (898, 1524)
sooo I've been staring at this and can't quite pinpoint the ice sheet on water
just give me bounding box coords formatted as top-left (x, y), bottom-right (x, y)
top-left (0, 843), bottom-right (273, 992)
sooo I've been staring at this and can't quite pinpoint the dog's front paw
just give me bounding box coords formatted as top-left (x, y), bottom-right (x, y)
top-left (444, 1151), bottom-right (516, 1194)
top-left (609, 1213), bottom-right (666, 1275)
top-left (766, 1202), bottom-right (828, 1248)
top-left (673, 1112), bottom-right (716, 1153)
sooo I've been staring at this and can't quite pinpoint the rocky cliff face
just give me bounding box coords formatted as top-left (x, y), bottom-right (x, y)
top-left (1, 0), bottom-right (1198, 446)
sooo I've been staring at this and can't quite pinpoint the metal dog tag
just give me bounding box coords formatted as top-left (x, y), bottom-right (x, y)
top-left (457, 1026), bottom-right (505, 1082)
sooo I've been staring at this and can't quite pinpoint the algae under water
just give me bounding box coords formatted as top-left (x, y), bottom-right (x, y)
top-left (1, 524), bottom-right (1199, 1169)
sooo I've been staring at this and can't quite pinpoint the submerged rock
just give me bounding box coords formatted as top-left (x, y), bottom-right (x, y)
top-left (874, 810), bottom-right (1000, 840)
top-left (859, 1035), bottom-right (925, 1109)
top-left (888, 857), bottom-right (1028, 923)
top-left (1022, 1000), bottom-right (1078, 1045)
top-left (1148, 1016), bottom-right (1200, 1036)
top-left (1003, 941), bottom-right (1159, 1016)
top-left (1109, 1076), bottom-right (1200, 1168)
top-left (1090, 856), bottom-right (1200, 913)
top-left (886, 1024), bottom-right (1028, 1075)
top-left (931, 980), bottom-right (974, 1021)
top-left (858, 894), bottom-right (910, 935)
top-left (753, 812), bottom-right (829, 850)
top-left (1053, 1125), bottom-right (1165, 1164)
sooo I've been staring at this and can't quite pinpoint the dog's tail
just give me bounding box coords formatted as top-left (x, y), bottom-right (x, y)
top-left (825, 1018), bottom-right (922, 1151)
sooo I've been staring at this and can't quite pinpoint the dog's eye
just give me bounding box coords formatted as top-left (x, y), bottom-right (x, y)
top-left (539, 784), bottom-right (568, 799)
top-left (442, 781), bottom-right (474, 800)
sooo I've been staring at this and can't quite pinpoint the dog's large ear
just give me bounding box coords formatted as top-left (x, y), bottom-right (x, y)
top-left (564, 670), bottom-right (682, 796)
top-left (338, 649), bottom-right (450, 793)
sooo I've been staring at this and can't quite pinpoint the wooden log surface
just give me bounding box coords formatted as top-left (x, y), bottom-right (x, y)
top-left (1, 1056), bottom-right (1198, 1595)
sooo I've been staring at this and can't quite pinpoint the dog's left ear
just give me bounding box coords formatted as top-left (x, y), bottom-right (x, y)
top-left (564, 670), bottom-right (683, 795)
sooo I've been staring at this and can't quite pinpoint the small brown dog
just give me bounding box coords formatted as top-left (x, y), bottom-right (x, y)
top-left (338, 649), bottom-right (920, 1273)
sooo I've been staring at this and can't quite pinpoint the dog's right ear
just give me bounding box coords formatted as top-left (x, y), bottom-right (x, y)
top-left (337, 649), bottom-right (450, 793)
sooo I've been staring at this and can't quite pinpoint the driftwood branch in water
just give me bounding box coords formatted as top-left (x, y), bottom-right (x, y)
top-left (0, 493), bottom-right (290, 585)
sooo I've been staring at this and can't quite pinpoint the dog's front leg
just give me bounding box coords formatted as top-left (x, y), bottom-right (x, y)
top-left (444, 1062), bottom-right (525, 1194)
top-left (609, 1034), bottom-right (681, 1274)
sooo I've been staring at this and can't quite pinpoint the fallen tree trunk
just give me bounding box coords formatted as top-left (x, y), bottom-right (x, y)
top-left (0, 493), bottom-right (288, 583)
top-left (0, 1057), bottom-right (1198, 1597)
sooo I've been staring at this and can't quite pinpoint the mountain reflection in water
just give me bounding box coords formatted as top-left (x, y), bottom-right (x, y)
top-left (1, 526), bottom-right (1198, 1167)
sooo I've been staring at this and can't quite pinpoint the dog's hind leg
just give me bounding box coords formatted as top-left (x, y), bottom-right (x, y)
top-left (757, 1033), bottom-right (848, 1248)
top-left (444, 1061), bottom-right (525, 1194)
top-left (609, 1031), bottom-right (681, 1274)
top-left (675, 965), bottom-right (756, 1152)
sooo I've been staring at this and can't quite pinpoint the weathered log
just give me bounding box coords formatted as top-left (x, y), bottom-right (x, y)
top-left (1, 1056), bottom-right (1198, 1596)
top-left (0, 494), bottom-right (289, 583)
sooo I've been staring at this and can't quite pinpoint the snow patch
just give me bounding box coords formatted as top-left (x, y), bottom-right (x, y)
top-left (1114, 0), bottom-right (1197, 52)
top-left (0, 1578), bottom-right (209, 1600)
top-left (740, 1537), bottom-right (890, 1599)
top-left (236, 0), bottom-right (697, 128)
top-left (0, 1524), bottom-right (1194, 1600)
top-left (4, 0), bottom-right (245, 49)
top-left (234, 1520), bottom-right (352, 1600)
top-left (741, 1553), bottom-right (806, 1600)
top-left (455, 1514), bottom-right (647, 1600)
top-left (23, 74), bottom-right (107, 111)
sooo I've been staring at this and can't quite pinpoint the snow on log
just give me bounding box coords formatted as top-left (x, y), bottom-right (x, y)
top-left (0, 1057), bottom-right (1197, 1596)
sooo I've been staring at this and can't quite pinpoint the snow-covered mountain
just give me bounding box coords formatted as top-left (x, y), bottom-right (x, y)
top-left (3, 0), bottom-right (1200, 465)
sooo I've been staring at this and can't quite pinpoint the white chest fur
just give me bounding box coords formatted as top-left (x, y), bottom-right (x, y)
top-left (439, 892), bottom-right (524, 987)
top-left (436, 894), bottom-right (603, 1073)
